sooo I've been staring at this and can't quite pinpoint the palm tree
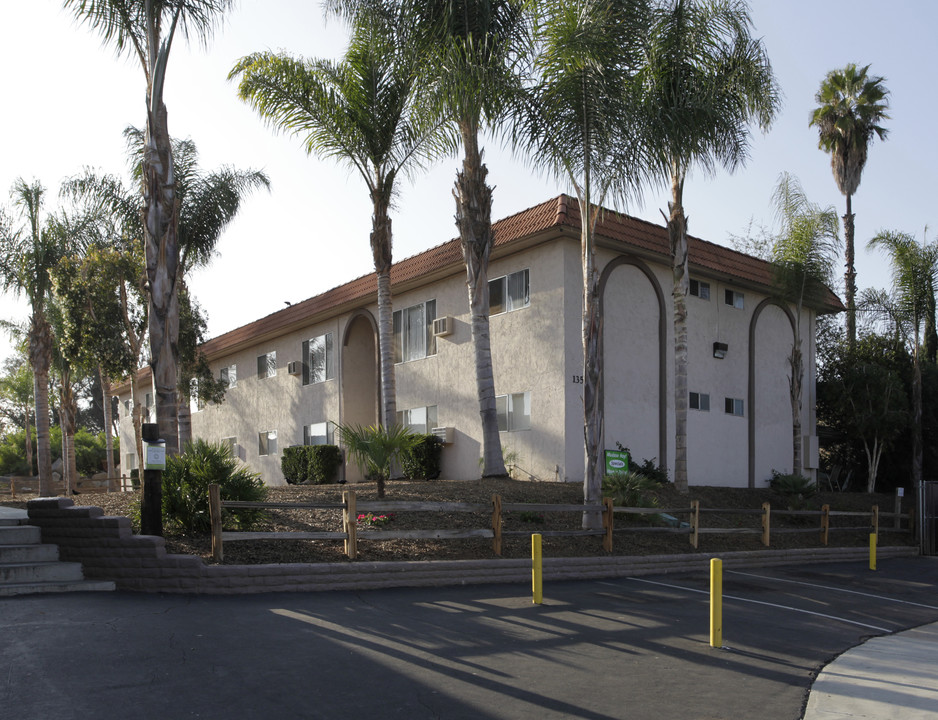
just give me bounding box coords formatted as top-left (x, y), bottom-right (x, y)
top-left (637, 0), bottom-right (779, 492)
top-left (0, 180), bottom-right (72, 495)
top-left (511, 0), bottom-right (653, 527)
top-left (768, 173), bottom-right (839, 475)
top-left (337, 422), bottom-right (418, 498)
top-left (810, 63), bottom-right (890, 348)
top-left (863, 231), bottom-right (938, 511)
top-left (230, 12), bottom-right (442, 430)
top-left (65, 0), bottom-right (236, 459)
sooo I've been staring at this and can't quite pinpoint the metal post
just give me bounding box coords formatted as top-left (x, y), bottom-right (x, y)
top-left (710, 558), bottom-right (723, 648)
top-left (532, 533), bottom-right (543, 605)
top-left (140, 423), bottom-right (164, 537)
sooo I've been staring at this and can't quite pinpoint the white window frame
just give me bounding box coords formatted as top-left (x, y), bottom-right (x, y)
top-left (220, 364), bottom-right (237, 389)
top-left (257, 351), bottom-right (277, 379)
top-left (397, 405), bottom-right (438, 435)
top-left (489, 269), bottom-right (530, 316)
top-left (724, 289), bottom-right (744, 309)
top-left (304, 333), bottom-right (335, 385)
top-left (304, 422), bottom-right (336, 446)
top-left (689, 392), bottom-right (710, 411)
top-left (496, 392), bottom-right (531, 432)
top-left (258, 430), bottom-right (278, 456)
top-left (393, 300), bottom-right (436, 364)
top-left (690, 279), bottom-right (710, 300)
top-left (724, 397), bottom-right (744, 417)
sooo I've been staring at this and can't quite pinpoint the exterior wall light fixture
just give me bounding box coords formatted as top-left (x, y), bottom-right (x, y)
top-left (713, 342), bottom-right (728, 359)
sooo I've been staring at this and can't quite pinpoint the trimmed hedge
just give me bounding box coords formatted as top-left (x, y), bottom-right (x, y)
top-left (401, 434), bottom-right (443, 480)
top-left (281, 445), bottom-right (343, 485)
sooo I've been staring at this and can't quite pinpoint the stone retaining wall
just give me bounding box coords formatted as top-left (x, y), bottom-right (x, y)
top-left (26, 497), bottom-right (920, 594)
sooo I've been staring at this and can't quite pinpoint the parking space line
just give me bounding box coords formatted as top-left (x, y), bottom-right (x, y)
top-left (599, 578), bottom-right (891, 633)
top-left (726, 570), bottom-right (938, 610)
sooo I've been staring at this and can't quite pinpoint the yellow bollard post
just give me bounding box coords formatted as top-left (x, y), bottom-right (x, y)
top-left (532, 533), bottom-right (543, 605)
top-left (710, 558), bottom-right (723, 648)
top-left (870, 533), bottom-right (877, 571)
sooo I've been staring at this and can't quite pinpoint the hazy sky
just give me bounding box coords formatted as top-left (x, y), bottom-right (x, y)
top-left (1, 1), bottom-right (935, 366)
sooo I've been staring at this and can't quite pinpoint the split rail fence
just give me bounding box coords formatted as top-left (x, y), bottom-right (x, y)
top-left (208, 485), bottom-right (911, 563)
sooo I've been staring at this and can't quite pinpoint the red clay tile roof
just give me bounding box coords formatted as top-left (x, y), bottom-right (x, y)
top-left (116, 195), bottom-right (843, 392)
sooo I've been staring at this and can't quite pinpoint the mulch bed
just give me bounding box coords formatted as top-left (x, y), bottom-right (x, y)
top-left (1, 479), bottom-right (912, 565)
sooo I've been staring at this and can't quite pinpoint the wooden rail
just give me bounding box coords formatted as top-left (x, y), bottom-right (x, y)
top-left (207, 485), bottom-right (912, 562)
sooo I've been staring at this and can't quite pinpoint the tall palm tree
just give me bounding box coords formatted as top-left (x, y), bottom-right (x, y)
top-left (65, 0), bottom-right (236, 459)
top-left (768, 173), bottom-right (839, 475)
top-left (637, 0), bottom-right (779, 492)
top-left (810, 63), bottom-right (890, 348)
top-left (230, 12), bottom-right (442, 430)
top-left (863, 231), bottom-right (938, 513)
top-left (0, 180), bottom-right (71, 495)
top-left (511, 0), bottom-right (653, 527)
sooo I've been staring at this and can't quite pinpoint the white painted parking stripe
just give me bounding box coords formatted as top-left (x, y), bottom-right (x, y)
top-left (726, 570), bottom-right (938, 610)
top-left (598, 578), bottom-right (891, 633)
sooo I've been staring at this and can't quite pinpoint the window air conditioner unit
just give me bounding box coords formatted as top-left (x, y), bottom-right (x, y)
top-left (432, 316), bottom-right (454, 338)
top-left (287, 361), bottom-right (302, 376)
top-left (431, 426), bottom-right (454, 444)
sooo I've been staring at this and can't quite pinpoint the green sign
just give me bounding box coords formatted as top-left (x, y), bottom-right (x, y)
top-left (604, 449), bottom-right (629, 474)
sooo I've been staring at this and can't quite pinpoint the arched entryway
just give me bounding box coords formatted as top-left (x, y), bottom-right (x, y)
top-left (341, 311), bottom-right (379, 483)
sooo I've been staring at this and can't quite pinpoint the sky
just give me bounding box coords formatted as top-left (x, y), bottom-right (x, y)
top-left (1, 1), bottom-right (935, 366)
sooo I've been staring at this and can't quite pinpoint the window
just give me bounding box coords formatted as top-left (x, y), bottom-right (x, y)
top-left (220, 364), bottom-right (237, 389)
top-left (724, 397), bottom-right (744, 417)
top-left (221, 437), bottom-right (237, 456)
top-left (690, 279), bottom-right (710, 300)
top-left (397, 405), bottom-right (438, 435)
top-left (144, 392), bottom-right (153, 422)
top-left (393, 300), bottom-right (436, 363)
top-left (724, 289), bottom-right (744, 309)
top-left (496, 392), bottom-right (531, 432)
top-left (189, 378), bottom-right (203, 413)
top-left (123, 398), bottom-right (133, 418)
top-left (689, 392), bottom-right (710, 411)
top-left (125, 453), bottom-right (137, 471)
top-left (490, 269), bottom-right (530, 315)
top-left (257, 351), bottom-right (277, 379)
top-left (304, 422), bottom-right (336, 446)
top-left (303, 333), bottom-right (334, 385)
top-left (258, 430), bottom-right (278, 456)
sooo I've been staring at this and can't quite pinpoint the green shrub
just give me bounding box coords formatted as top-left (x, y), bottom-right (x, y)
top-left (161, 439), bottom-right (267, 534)
top-left (401, 434), bottom-right (443, 480)
top-left (769, 470), bottom-right (817, 499)
top-left (281, 445), bottom-right (342, 484)
top-left (602, 471), bottom-right (661, 509)
top-left (615, 443), bottom-right (668, 484)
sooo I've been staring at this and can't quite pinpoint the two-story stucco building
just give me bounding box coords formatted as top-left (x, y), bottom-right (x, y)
top-left (115, 195), bottom-right (841, 488)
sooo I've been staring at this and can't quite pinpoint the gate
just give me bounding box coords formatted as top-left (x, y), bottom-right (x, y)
top-left (923, 481), bottom-right (938, 555)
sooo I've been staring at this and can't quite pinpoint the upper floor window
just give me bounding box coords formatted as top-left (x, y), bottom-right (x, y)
top-left (725, 397), bottom-right (744, 417)
top-left (724, 289), bottom-right (744, 309)
top-left (257, 351), bottom-right (277, 379)
top-left (304, 422), bottom-right (336, 446)
top-left (123, 398), bottom-right (133, 418)
top-left (220, 364), bottom-right (237, 389)
top-left (394, 300), bottom-right (436, 363)
top-left (690, 279), bottom-right (710, 300)
top-left (397, 405), bottom-right (438, 435)
top-left (689, 392), bottom-right (710, 411)
top-left (144, 392), bottom-right (153, 422)
top-left (189, 378), bottom-right (204, 413)
top-left (490, 269), bottom-right (530, 315)
top-left (496, 392), bottom-right (531, 432)
top-left (303, 333), bottom-right (334, 385)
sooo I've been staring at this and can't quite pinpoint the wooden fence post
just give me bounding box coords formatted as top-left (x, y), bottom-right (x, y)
top-left (209, 483), bottom-right (223, 563)
top-left (690, 500), bottom-right (699, 549)
top-left (761, 502), bottom-right (771, 547)
top-left (343, 490), bottom-right (357, 560)
top-left (820, 504), bottom-right (830, 546)
top-left (492, 494), bottom-right (502, 556)
top-left (602, 497), bottom-right (614, 552)
top-left (894, 490), bottom-right (902, 530)
top-left (871, 505), bottom-right (879, 536)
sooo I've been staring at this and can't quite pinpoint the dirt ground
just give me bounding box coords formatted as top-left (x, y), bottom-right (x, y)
top-left (1, 478), bottom-right (912, 565)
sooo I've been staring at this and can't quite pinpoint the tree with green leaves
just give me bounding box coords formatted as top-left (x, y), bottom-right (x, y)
top-left (0, 355), bottom-right (36, 475)
top-left (637, 0), bottom-right (779, 492)
top-left (810, 63), bottom-right (889, 348)
top-left (863, 230), bottom-right (938, 495)
top-left (510, 0), bottom-right (653, 526)
top-left (768, 173), bottom-right (839, 475)
top-left (337, 422), bottom-right (418, 497)
top-left (65, 0), bottom-right (236, 464)
top-left (230, 11), bottom-right (442, 430)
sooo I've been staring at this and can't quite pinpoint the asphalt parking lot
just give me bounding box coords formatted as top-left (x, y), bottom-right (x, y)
top-left (3, 556), bottom-right (937, 719)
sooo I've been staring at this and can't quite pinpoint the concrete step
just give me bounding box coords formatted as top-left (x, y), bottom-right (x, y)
top-left (0, 561), bottom-right (85, 584)
top-left (0, 579), bottom-right (116, 598)
top-left (0, 525), bottom-right (41, 545)
top-left (0, 543), bottom-right (59, 563)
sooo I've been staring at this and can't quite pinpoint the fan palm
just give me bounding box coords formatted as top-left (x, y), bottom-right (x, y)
top-left (337, 422), bottom-right (418, 497)
top-left (810, 63), bottom-right (889, 347)
top-left (637, 0), bottom-right (779, 492)
top-left (230, 12), bottom-right (444, 430)
top-left (64, 0), bottom-right (237, 461)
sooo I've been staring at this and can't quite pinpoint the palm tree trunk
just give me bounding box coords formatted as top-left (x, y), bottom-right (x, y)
top-left (454, 124), bottom-right (505, 478)
top-left (59, 370), bottom-right (79, 495)
top-left (843, 193), bottom-right (857, 348)
top-left (371, 190), bottom-right (396, 429)
top-left (23, 403), bottom-right (33, 477)
top-left (100, 368), bottom-right (116, 491)
top-left (789, 340), bottom-right (803, 475)
top-left (177, 398), bottom-right (192, 449)
top-left (29, 313), bottom-right (54, 496)
top-left (582, 194), bottom-right (604, 530)
top-left (912, 346), bottom-right (923, 489)
top-left (668, 170), bottom-right (689, 493)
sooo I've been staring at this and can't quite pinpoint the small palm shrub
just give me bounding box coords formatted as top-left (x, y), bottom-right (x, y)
top-left (770, 470), bottom-right (817, 510)
top-left (337, 423), bottom-right (418, 498)
top-left (401, 434), bottom-right (443, 480)
top-left (161, 439), bottom-right (267, 534)
top-left (602, 471), bottom-right (661, 510)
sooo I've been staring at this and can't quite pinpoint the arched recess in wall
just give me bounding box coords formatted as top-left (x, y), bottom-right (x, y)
top-left (598, 254), bottom-right (668, 470)
top-left (748, 298), bottom-right (797, 489)
top-left (341, 309), bottom-right (380, 432)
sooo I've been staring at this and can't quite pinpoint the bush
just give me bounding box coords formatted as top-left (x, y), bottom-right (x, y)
top-left (615, 442), bottom-right (668, 484)
top-left (602, 471), bottom-right (660, 509)
top-left (769, 470), bottom-right (817, 498)
top-left (161, 439), bottom-right (267, 534)
top-left (281, 445), bottom-right (342, 484)
top-left (401, 434), bottom-right (443, 480)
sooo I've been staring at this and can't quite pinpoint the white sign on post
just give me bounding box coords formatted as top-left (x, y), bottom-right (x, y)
top-left (145, 443), bottom-right (166, 471)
